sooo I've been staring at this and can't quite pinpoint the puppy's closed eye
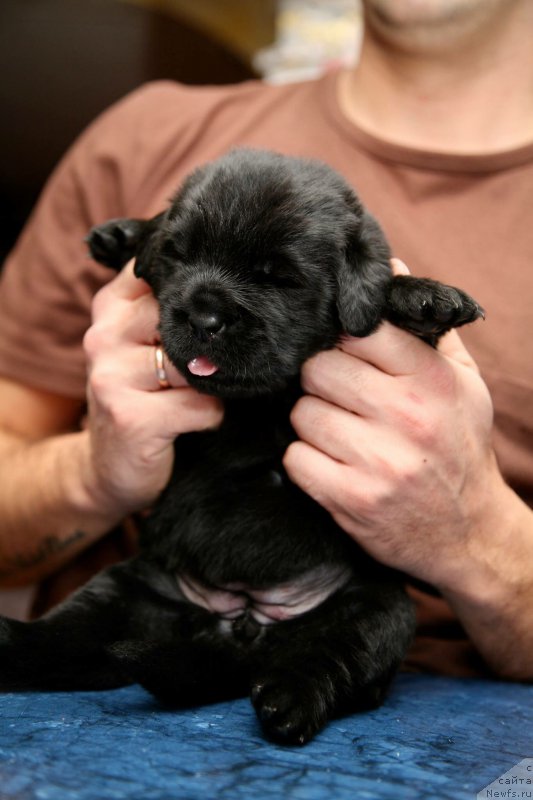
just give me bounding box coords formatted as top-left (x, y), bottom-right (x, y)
top-left (251, 257), bottom-right (302, 288)
top-left (160, 238), bottom-right (186, 263)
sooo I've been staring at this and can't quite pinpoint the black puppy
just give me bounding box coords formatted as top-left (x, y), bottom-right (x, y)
top-left (0, 150), bottom-right (483, 744)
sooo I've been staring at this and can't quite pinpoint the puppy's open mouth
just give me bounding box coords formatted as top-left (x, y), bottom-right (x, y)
top-left (187, 356), bottom-right (219, 377)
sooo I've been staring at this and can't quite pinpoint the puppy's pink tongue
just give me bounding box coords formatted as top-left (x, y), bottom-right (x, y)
top-left (187, 356), bottom-right (219, 377)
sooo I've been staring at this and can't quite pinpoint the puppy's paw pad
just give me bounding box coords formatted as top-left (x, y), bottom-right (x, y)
top-left (387, 276), bottom-right (484, 334)
top-left (251, 675), bottom-right (324, 745)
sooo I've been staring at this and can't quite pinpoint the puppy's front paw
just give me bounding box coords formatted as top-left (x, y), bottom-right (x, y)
top-left (386, 275), bottom-right (484, 337)
top-left (251, 671), bottom-right (329, 745)
top-left (86, 218), bottom-right (143, 270)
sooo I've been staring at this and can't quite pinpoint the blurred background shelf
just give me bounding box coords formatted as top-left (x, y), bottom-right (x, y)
top-left (121, 0), bottom-right (277, 63)
top-left (0, 0), bottom-right (269, 264)
top-left (0, 0), bottom-right (361, 266)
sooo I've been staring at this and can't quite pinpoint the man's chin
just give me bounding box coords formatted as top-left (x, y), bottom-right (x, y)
top-left (364, 0), bottom-right (482, 25)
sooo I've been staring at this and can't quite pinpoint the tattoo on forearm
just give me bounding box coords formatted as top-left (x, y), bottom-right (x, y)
top-left (0, 530), bottom-right (86, 578)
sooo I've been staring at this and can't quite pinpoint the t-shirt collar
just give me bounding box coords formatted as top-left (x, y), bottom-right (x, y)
top-left (320, 69), bottom-right (533, 174)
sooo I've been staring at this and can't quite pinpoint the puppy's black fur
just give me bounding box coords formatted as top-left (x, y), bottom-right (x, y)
top-left (0, 150), bottom-right (483, 744)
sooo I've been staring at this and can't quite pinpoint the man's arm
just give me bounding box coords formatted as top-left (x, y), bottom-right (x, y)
top-left (0, 420), bottom-right (119, 588)
top-left (0, 380), bottom-right (98, 586)
top-left (0, 263), bottom-right (223, 588)
top-left (284, 271), bottom-right (533, 681)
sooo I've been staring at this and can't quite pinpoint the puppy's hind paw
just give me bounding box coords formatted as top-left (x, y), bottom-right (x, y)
top-left (386, 275), bottom-right (484, 338)
top-left (108, 639), bottom-right (244, 708)
top-left (0, 617), bottom-right (13, 643)
top-left (0, 617), bottom-right (30, 690)
top-left (251, 671), bottom-right (329, 745)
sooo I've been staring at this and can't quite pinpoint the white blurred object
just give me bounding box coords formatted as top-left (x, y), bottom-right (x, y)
top-left (254, 0), bottom-right (362, 83)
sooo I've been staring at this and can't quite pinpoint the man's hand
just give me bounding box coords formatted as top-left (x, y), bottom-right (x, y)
top-left (284, 260), bottom-right (533, 678)
top-left (0, 262), bottom-right (223, 585)
top-left (284, 257), bottom-right (497, 588)
top-left (82, 262), bottom-right (223, 516)
top-left (284, 315), bottom-right (499, 587)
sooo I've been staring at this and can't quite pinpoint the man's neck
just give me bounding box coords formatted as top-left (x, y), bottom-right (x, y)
top-left (339, 1), bottom-right (533, 154)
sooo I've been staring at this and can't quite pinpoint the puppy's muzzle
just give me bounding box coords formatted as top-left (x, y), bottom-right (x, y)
top-left (188, 308), bottom-right (226, 341)
top-left (184, 285), bottom-right (239, 343)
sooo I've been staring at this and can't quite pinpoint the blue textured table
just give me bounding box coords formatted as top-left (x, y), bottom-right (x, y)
top-left (1, 674), bottom-right (531, 800)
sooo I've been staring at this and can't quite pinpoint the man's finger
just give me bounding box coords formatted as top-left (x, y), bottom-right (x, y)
top-left (390, 257), bottom-right (410, 276)
top-left (145, 387), bottom-right (224, 436)
top-left (290, 395), bottom-right (371, 465)
top-left (437, 328), bottom-right (480, 371)
top-left (103, 259), bottom-right (151, 302)
top-left (300, 347), bottom-right (391, 417)
top-left (283, 440), bottom-right (347, 516)
top-left (92, 345), bottom-right (189, 392)
top-left (290, 394), bottom-right (410, 469)
top-left (119, 292), bottom-right (162, 344)
top-left (338, 322), bottom-right (436, 377)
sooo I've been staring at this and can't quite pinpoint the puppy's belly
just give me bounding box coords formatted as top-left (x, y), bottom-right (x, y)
top-left (177, 564), bottom-right (352, 626)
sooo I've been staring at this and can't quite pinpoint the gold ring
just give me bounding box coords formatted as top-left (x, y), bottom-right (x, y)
top-left (154, 345), bottom-right (170, 389)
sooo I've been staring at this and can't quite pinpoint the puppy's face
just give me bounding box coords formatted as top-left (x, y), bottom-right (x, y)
top-left (132, 151), bottom-right (392, 398)
top-left (156, 238), bottom-right (338, 398)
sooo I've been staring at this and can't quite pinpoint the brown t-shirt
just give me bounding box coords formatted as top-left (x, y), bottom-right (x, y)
top-left (1, 72), bottom-right (532, 675)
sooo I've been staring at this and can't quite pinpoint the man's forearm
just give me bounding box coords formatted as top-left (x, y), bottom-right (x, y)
top-left (438, 481), bottom-right (533, 681)
top-left (0, 429), bottom-right (122, 587)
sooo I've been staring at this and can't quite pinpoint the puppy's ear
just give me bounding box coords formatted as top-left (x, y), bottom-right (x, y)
top-left (337, 209), bottom-right (392, 337)
top-left (86, 212), bottom-right (165, 283)
top-left (132, 212), bottom-right (166, 285)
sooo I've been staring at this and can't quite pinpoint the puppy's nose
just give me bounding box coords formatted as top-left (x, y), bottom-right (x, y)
top-left (188, 309), bottom-right (226, 340)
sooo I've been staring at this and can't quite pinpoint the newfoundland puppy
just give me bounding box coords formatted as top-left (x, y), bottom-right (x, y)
top-left (0, 150), bottom-right (483, 744)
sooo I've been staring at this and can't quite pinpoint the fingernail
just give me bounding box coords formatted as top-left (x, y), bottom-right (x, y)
top-left (390, 258), bottom-right (411, 275)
